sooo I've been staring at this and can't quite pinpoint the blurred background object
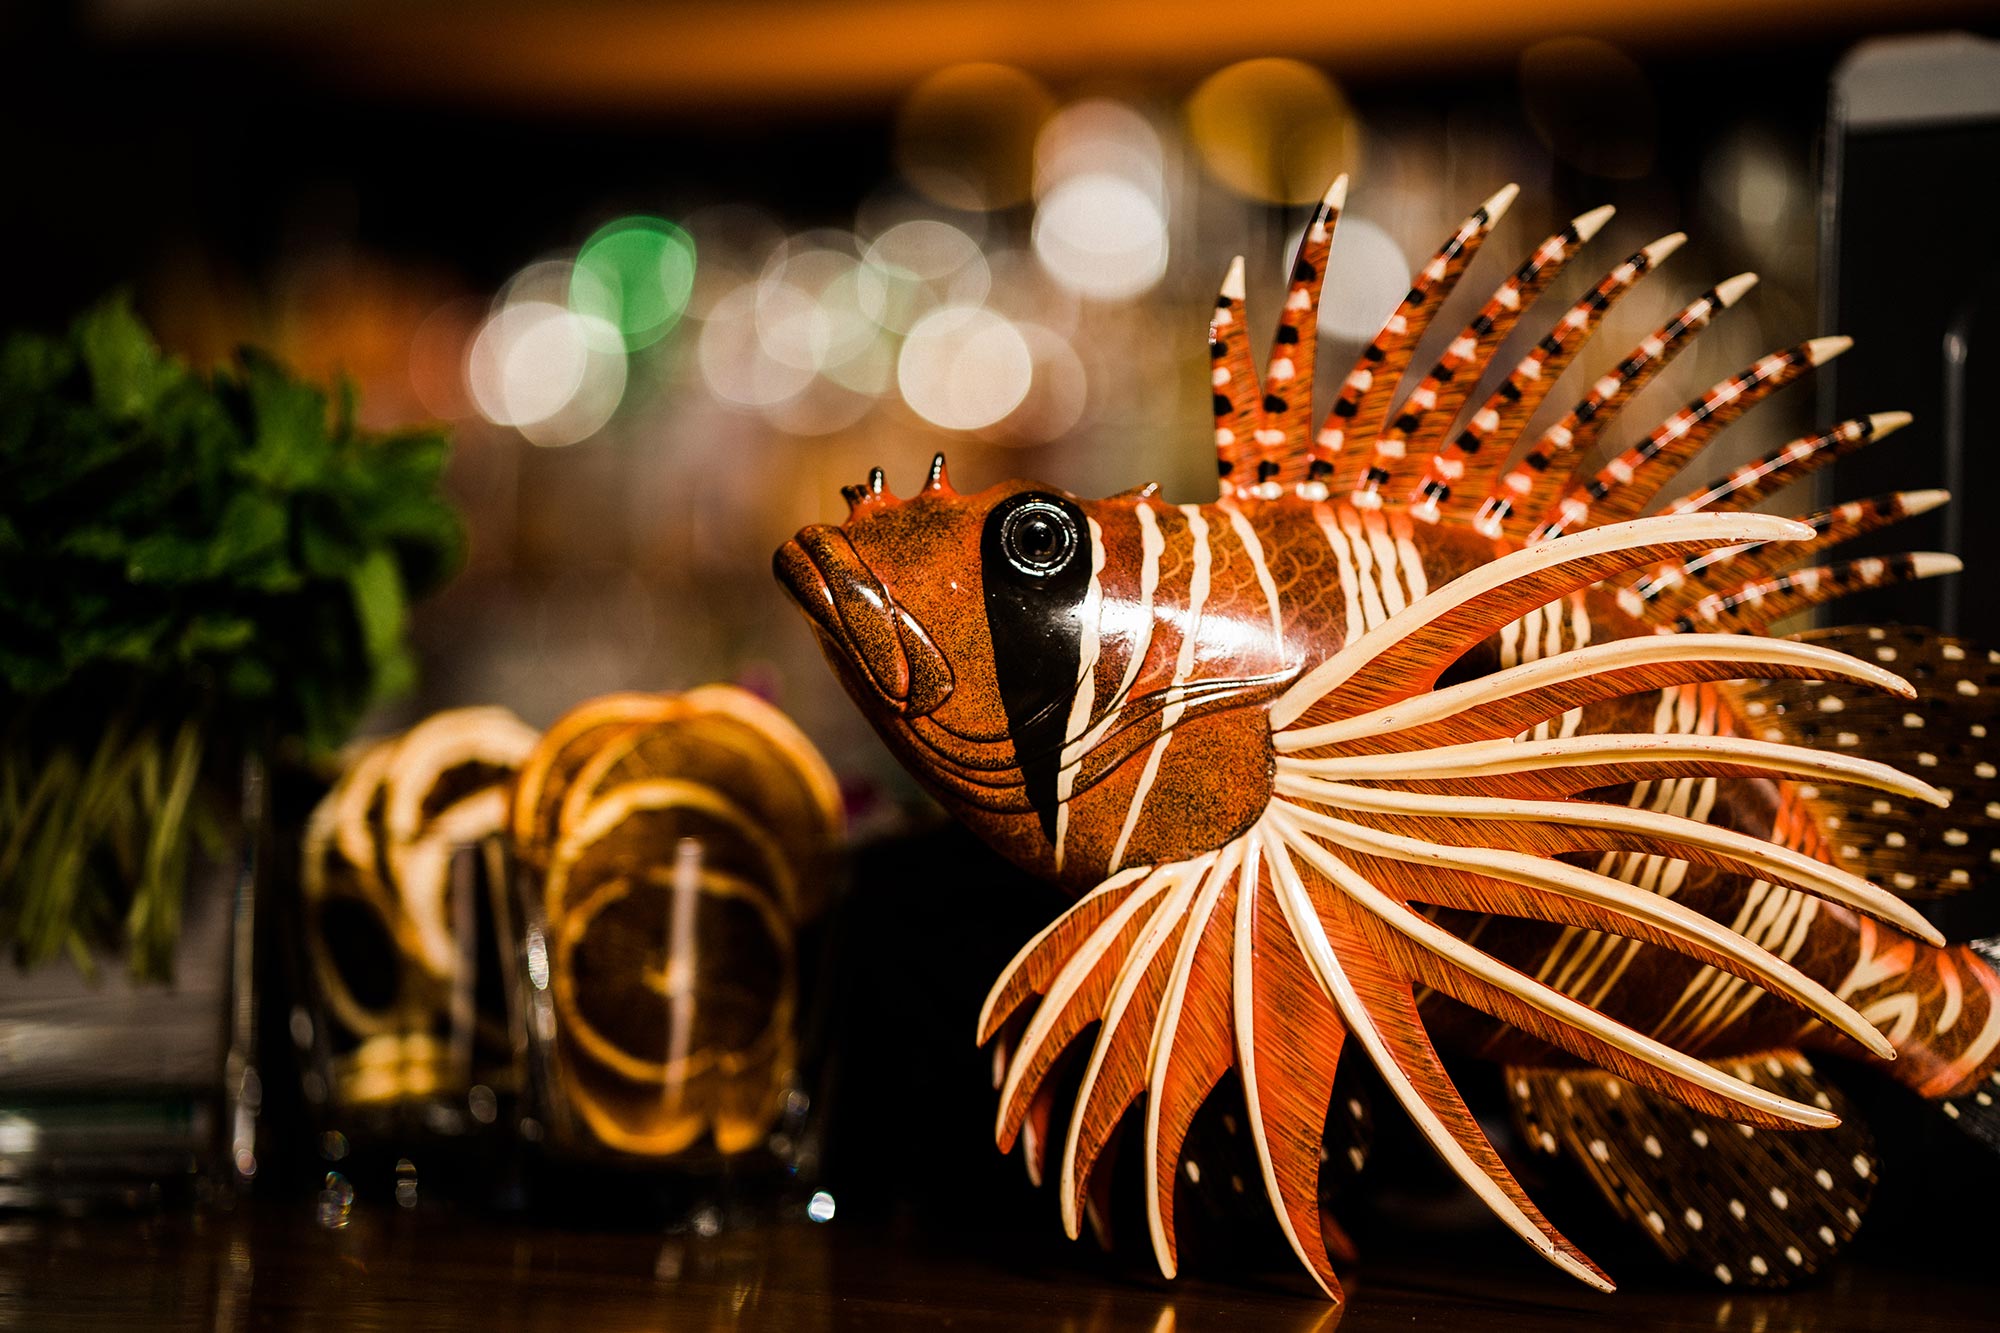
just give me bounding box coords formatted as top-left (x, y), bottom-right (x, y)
top-left (1821, 32), bottom-right (2000, 638)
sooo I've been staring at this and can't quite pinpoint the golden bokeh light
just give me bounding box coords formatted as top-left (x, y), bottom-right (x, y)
top-left (1187, 58), bottom-right (1359, 205)
top-left (895, 63), bottom-right (1056, 212)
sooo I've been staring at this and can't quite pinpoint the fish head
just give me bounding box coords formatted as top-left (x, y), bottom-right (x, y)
top-left (774, 457), bottom-right (1101, 755)
top-left (775, 456), bottom-right (1291, 889)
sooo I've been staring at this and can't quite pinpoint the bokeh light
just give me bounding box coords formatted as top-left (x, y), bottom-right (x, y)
top-left (570, 216), bottom-right (696, 349)
top-left (407, 297), bottom-right (482, 420)
top-left (895, 63), bottom-right (1055, 212)
top-left (1032, 174), bottom-right (1169, 302)
top-left (859, 220), bottom-right (989, 333)
top-left (898, 305), bottom-right (1033, 431)
top-left (854, 186), bottom-right (988, 251)
top-left (1188, 58), bottom-right (1359, 205)
top-left (763, 237), bottom-right (879, 373)
top-left (815, 264), bottom-right (899, 395)
top-left (1704, 127), bottom-right (1802, 234)
top-left (983, 247), bottom-right (1081, 340)
top-left (1313, 217), bottom-right (1412, 343)
top-left (681, 204), bottom-right (788, 320)
top-left (996, 322), bottom-right (1088, 444)
top-left (761, 378), bottom-right (877, 437)
top-left (1035, 99), bottom-right (1165, 202)
top-left (755, 269), bottom-right (833, 372)
top-left (468, 301), bottom-right (585, 422)
top-left (1520, 38), bottom-right (1658, 180)
top-left (501, 258), bottom-right (600, 312)
top-left (466, 300), bottom-right (628, 446)
top-left (523, 334), bottom-right (627, 447)
top-left (698, 282), bottom-right (817, 407)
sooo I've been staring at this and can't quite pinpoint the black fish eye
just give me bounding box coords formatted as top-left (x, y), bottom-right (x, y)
top-left (1000, 500), bottom-right (1079, 578)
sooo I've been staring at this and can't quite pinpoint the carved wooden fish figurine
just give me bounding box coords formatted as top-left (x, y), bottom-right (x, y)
top-left (774, 176), bottom-right (2000, 1300)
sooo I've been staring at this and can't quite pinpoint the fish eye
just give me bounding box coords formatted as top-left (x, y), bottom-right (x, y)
top-left (1000, 500), bottom-right (1079, 578)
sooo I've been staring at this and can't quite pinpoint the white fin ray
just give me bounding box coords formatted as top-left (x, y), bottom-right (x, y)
top-left (1257, 814), bottom-right (1616, 1292)
top-left (1265, 804), bottom-right (1838, 1130)
top-left (1057, 852), bottom-right (1215, 1236)
top-left (1272, 512), bottom-right (1816, 729)
top-left (1275, 633), bottom-right (1914, 753)
top-left (1279, 730), bottom-right (1947, 806)
top-left (1267, 788), bottom-right (1896, 1059)
top-left (993, 866), bottom-right (1176, 1145)
top-left (1274, 769), bottom-right (1941, 948)
top-left (1141, 838), bottom-right (1242, 1276)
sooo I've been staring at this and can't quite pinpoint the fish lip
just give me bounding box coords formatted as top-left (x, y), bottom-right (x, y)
top-left (773, 532), bottom-right (848, 653)
top-left (773, 525), bottom-right (953, 717)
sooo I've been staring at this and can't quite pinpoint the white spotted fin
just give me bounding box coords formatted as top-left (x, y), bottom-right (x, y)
top-left (1731, 626), bottom-right (2000, 899)
top-left (1508, 1052), bottom-right (1876, 1289)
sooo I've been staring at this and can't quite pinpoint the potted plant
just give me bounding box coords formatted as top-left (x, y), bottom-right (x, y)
top-left (0, 299), bottom-right (463, 1204)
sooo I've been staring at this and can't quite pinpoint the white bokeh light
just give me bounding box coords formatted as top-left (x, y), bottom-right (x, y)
top-left (1032, 173), bottom-right (1168, 302)
top-left (1316, 217), bottom-right (1412, 343)
top-left (699, 283), bottom-right (818, 407)
top-left (859, 221), bottom-right (990, 333)
top-left (898, 305), bottom-right (1033, 431)
top-left (996, 322), bottom-right (1088, 444)
top-left (466, 301), bottom-right (628, 445)
top-left (1034, 99), bottom-right (1164, 201)
top-left (520, 325), bottom-right (626, 447)
top-left (755, 278), bottom-right (832, 373)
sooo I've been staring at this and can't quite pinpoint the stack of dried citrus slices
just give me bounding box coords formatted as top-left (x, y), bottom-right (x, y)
top-left (511, 685), bottom-right (843, 1158)
top-left (302, 706), bottom-right (538, 1106)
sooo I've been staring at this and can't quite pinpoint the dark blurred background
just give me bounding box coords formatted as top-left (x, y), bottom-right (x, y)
top-left (7, 2), bottom-right (1998, 810)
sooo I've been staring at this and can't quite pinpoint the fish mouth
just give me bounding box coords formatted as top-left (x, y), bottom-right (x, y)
top-left (773, 525), bottom-right (954, 717)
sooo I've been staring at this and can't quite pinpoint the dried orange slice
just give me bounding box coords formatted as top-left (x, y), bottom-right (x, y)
top-left (305, 710), bottom-right (538, 1048)
top-left (510, 693), bottom-right (685, 867)
top-left (551, 865), bottom-right (793, 1085)
top-left (330, 737), bottom-right (399, 898)
top-left (303, 744), bottom-right (417, 1041)
top-left (543, 778), bottom-right (793, 925)
top-left (366, 706), bottom-right (536, 980)
top-left (333, 1032), bottom-right (451, 1106)
top-left (552, 864), bottom-right (796, 1158)
top-left (558, 1055), bottom-right (709, 1158)
top-left (381, 705), bottom-right (538, 849)
top-left (390, 785), bottom-right (513, 981)
top-left (550, 686), bottom-right (842, 915)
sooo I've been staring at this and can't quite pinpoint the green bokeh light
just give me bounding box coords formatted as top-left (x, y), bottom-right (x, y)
top-left (571, 217), bottom-right (697, 349)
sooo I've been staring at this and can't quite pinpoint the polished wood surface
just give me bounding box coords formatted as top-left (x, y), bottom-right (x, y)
top-left (0, 1198), bottom-right (1991, 1331)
